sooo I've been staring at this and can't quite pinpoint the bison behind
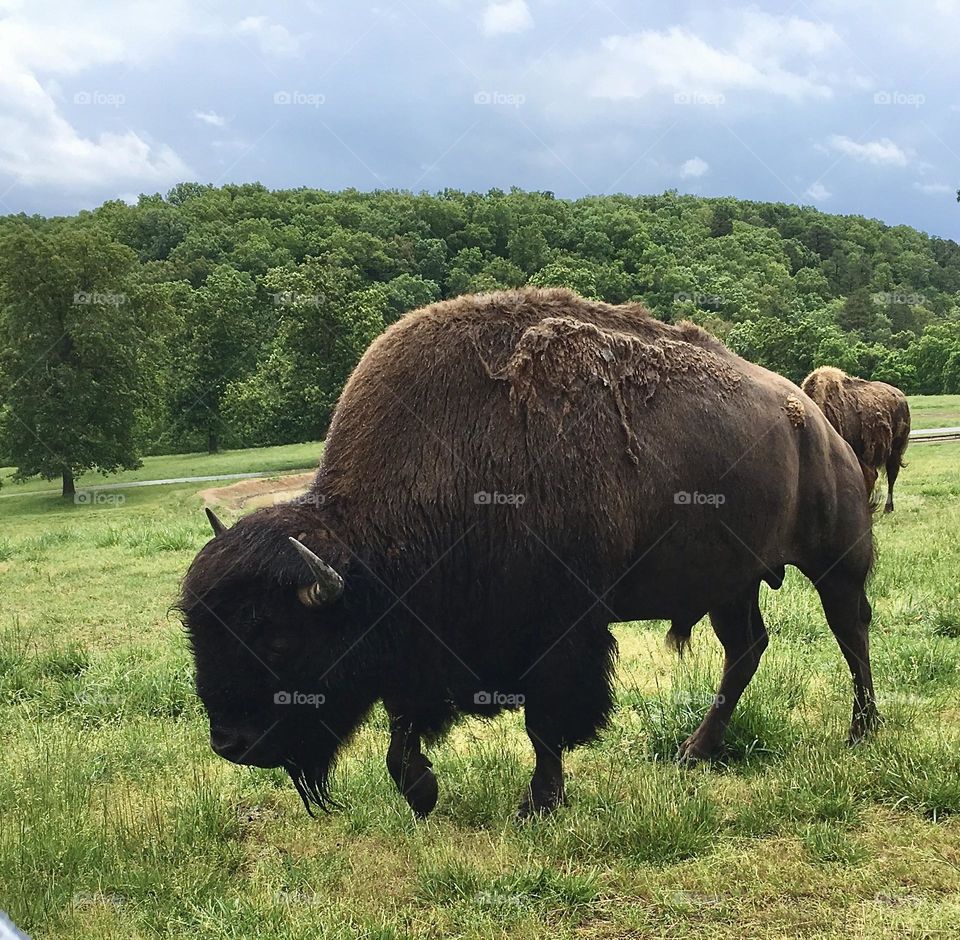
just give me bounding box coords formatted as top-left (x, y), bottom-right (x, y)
top-left (801, 365), bottom-right (910, 512)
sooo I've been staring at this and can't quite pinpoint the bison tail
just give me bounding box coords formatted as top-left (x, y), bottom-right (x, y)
top-left (665, 620), bottom-right (694, 658)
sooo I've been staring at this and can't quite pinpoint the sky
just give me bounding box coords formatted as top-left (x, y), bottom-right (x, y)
top-left (0, 0), bottom-right (957, 237)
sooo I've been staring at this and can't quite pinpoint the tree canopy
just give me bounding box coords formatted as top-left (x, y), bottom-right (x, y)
top-left (1, 184), bottom-right (958, 486)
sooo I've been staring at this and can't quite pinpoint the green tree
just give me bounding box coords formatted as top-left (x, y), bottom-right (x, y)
top-left (0, 226), bottom-right (146, 496)
top-left (173, 265), bottom-right (259, 453)
top-left (529, 258), bottom-right (600, 298)
top-left (222, 261), bottom-right (385, 446)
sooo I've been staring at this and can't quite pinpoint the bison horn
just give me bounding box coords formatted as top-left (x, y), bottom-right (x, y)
top-left (205, 508), bottom-right (228, 537)
top-left (288, 537), bottom-right (344, 607)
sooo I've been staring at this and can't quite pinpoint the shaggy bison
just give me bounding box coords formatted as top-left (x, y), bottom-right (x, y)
top-left (180, 288), bottom-right (876, 818)
top-left (801, 366), bottom-right (910, 512)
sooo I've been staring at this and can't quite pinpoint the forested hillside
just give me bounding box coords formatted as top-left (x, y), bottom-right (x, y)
top-left (1, 184), bottom-right (959, 483)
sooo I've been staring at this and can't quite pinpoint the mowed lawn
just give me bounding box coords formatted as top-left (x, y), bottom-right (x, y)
top-left (0, 440), bottom-right (324, 496)
top-left (2, 413), bottom-right (960, 937)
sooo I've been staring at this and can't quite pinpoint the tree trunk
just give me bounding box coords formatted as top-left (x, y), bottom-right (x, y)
top-left (62, 468), bottom-right (75, 499)
top-left (207, 428), bottom-right (219, 454)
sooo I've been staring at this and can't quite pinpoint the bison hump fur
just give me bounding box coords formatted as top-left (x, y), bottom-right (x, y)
top-left (497, 315), bottom-right (741, 463)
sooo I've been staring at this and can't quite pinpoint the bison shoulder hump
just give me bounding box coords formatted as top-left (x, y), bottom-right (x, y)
top-left (501, 316), bottom-right (741, 411)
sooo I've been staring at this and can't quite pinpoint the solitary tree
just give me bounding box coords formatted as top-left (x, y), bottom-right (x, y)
top-left (0, 225), bottom-right (144, 497)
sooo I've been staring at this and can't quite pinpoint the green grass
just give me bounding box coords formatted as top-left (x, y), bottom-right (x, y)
top-left (906, 394), bottom-right (960, 429)
top-left (2, 434), bottom-right (960, 938)
top-left (0, 439), bottom-right (322, 496)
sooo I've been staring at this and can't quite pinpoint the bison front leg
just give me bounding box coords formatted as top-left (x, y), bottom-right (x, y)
top-left (518, 723), bottom-right (565, 819)
top-left (519, 623), bottom-right (617, 818)
top-left (678, 585), bottom-right (768, 762)
top-left (385, 713), bottom-right (438, 818)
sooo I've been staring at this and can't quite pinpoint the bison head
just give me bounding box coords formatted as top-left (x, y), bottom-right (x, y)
top-left (178, 505), bottom-right (378, 814)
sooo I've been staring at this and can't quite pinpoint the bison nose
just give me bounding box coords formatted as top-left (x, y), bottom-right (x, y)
top-left (210, 728), bottom-right (252, 763)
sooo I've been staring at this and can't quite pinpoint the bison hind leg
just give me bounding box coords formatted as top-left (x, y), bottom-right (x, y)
top-left (817, 575), bottom-right (878, 744)
top-left (883, 451), bottom-right (904, 513)
top-left (677, 586), bottom-right (768, 763)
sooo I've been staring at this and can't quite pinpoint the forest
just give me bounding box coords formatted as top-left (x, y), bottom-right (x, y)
top-left (1, 183), bottom-right (958, 490)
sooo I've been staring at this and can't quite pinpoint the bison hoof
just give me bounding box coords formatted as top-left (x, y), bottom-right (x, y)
top-left (883, 504), bottom-right (894, 514)
top-left (402, 760), bottom-right (439, 818)
top-left (848, 712), bottom-right (882, 747)
top-left (517, 784), bottom-right (565, 821)
top-left (676, 733), bottom-right (721, 764)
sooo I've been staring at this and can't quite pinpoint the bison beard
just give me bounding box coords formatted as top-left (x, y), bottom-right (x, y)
top-left (181, 287), bottom-right (879, 819)
top-left (286, 761), bottom-right (336, 817)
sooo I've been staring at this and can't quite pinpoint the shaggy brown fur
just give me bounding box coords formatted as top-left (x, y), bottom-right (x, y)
top-left (181, 287), bottom-right (877, 819)
top-left (801, 366), bottom-right (911, 512)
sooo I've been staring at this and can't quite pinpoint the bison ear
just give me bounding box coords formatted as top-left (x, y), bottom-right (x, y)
top-left (205, 508), bottom-right (228, 537)
top-left (288, 537), bottom-right (344, 607)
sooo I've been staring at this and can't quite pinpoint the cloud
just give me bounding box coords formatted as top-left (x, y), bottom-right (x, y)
top-left (193, 109), bottom-right (227, 128)
top-left (806, 181), bottom-right (831, 201)
top-left (827, 135), bottom-right (909, 166)
top-left (482, 0), bottom-right (533, 37)
top-left (913, 181), bottom-right (953, 195)
top-left (570, 12), bottom-right (840, 103)
top-left (679, 156), bottom-right (709, 178)
top-left (236, 15), bottom-right (301, 56)
top-left (0, 2), bottom-right (198, 190)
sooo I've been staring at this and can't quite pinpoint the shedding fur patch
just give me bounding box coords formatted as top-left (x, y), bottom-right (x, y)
top-left (784, 394), bottom-right (806, 428)
top-left (501, 316), bottom-right (742, 462)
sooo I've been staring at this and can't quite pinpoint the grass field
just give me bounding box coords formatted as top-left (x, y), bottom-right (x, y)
top-left (2, 405), bottom-right (960, 938)
top-left (0, 440), bottom-right (323, 496)
top-left (907, 395), bottom-right (960, 431)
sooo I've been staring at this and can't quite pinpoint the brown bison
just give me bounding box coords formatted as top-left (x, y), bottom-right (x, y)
top-left (801, 366), bottom-right (910, 512)
top-left (179, 288), bottom-right (877, 819)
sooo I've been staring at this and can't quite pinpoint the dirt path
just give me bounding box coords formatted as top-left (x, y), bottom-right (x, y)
top-left (198, 472), bottom-right (314, 510)
top-left (0, 469), bottom-right (315, 500)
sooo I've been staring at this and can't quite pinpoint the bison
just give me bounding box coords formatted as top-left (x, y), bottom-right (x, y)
top-left (179, 288), bottom-right (877, 819)
top-left (801, 366), bottom-right (910, 512)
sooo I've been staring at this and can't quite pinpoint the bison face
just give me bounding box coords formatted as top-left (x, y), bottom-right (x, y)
top-left (179, 509), bottom-right (377, 814)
